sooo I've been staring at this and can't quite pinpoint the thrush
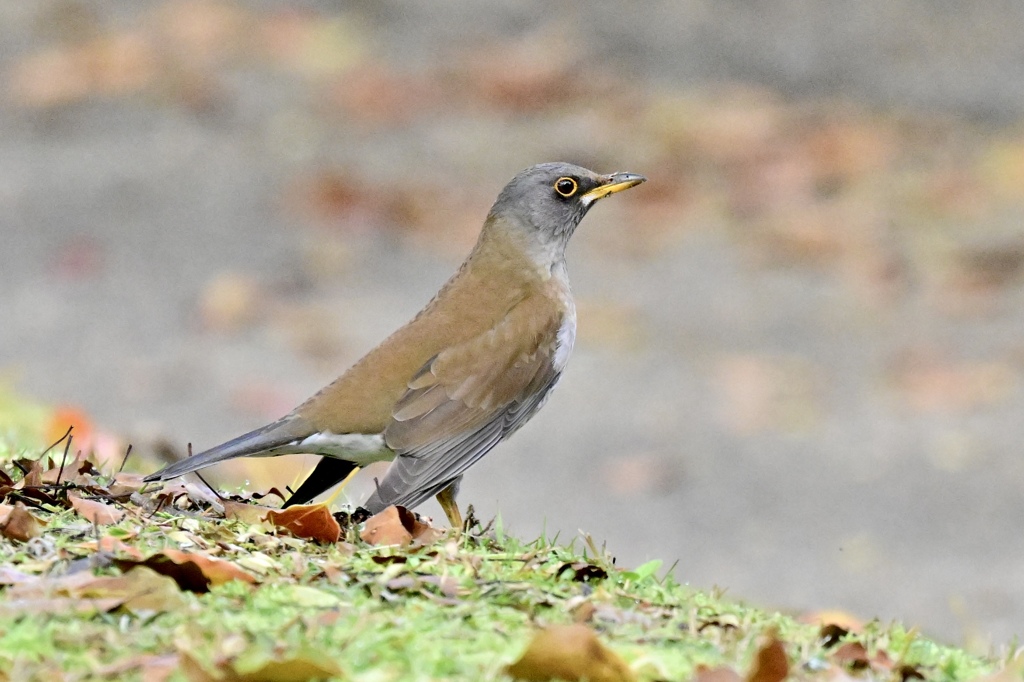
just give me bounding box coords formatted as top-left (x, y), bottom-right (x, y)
top-left (145, 162), bottom-right (645, 527)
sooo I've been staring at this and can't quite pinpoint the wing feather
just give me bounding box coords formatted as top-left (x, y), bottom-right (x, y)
top-left (363, 293), bottom-right (569, 512)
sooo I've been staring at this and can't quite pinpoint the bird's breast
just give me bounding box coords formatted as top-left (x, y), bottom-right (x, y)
top-left (553, 299), bottom-right (576, 371)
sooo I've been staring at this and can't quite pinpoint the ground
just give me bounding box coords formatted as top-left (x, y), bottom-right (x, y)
top-left (2, 1), bottom-right (1024, 646)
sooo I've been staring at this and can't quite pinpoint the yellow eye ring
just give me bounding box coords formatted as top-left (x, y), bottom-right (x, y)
top-left (554, 177), bottom-right (578, 197)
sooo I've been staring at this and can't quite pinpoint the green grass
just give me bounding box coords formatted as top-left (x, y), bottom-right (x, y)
top-left (0, 415), bottom-right (1008, 682)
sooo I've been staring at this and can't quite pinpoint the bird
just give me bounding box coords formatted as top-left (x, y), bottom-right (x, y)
top-left (145, 162), bottom-right (645, 527)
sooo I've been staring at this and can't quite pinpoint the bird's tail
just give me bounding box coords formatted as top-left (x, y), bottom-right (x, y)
top-left (143, 417), bottom-right (309, 482)
top-left (283, 458), bottom-right (358, 507)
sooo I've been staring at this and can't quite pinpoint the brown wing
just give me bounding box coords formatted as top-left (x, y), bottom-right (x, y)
top-left (362, 293), bottom-right (567, 512)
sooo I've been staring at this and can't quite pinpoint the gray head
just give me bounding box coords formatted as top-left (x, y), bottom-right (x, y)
top-left (486, 162), bottom-right (645, 255)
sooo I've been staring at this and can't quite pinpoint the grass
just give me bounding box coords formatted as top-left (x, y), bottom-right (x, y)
top-left (0, 407), bottom-right (1009, 682)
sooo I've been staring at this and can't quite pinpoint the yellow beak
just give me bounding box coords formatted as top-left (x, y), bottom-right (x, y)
top-left (580, 172), bottom-right (646, 204)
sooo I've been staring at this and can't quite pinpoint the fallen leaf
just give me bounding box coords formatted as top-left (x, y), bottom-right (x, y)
top-left (831, 642), bottom-right (871, 670)
top-left (505, 624), bottom-right (635, 682)
top-left (0, 502), bottom-right (43, 541)
top-left (947, 240), bottom-right (1024, 296)
top-left (360, 505), bottom-right (444, 547)
top-left (14, 458), bottom-right (44, 489)
top-left (223, 499), bottom-right (275, 525)
top-left (115, 548), bottom-right (257, 592)
top-left (76, 535), bottom-right (144, 559)
top-left (3, 566), bottom-right (183, 616)
top-left (898, 664), bottom-right (926, 681)
top-left (818, 623), bottom-right (850, 648)
top-left (109, 472), bottom-right (147, 497)
top-left (68, 491), bottom-right (125, 525)
top-left (8, 33), bottom-right (157, 108)
top-left (328, 64), bottom-right (438, 127)
top-left (266, 503), bottom-right (340, 543)
top-left (360, 506), bottom-right (411, 546)
top-left (454, 34), bottom-right (585, 112)
top-left (887, 349), bottom-right (1016, 413)
top-left (95, 654), bottom-right (178, 682)
top-left (747, 634), bottom-right (788, 682)
top-left (108, 567), bottom-right (188, 615)
top-left (41, 450), bottom-right (100, 484)
top-left (180, 646), bottom-right (343, 682)
top-left (0, 596), bottom-right (124, 617)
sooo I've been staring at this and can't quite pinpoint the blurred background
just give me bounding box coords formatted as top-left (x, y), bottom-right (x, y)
top-left (3, 0), bottom-right (1024, 648)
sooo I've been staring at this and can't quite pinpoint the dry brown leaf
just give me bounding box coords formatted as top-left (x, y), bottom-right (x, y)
top-left (3, 566), bottom-right (183, 616)
top-left (8, 33), bottom-right (157, 108)
top-left (223, 499), bottom-right (275, 525)
top-left (360, 505), bottom-right (412, 546)
top-left (328, 65), bottom-right (439, 127)
top-left (888, 349), bottom-right (1016, 413)
top-left (115, 548), bottom-right (257, 592)
top-left (572, 601), bottom-right (597, 624)
top-left (505, 624), bottom-right (635, 682)
top-left (68, 491), bottom-right (125, 525)
top-left (179, 647), bottom-right (343, 682)
top-left (0, 596), bottom-right (124, 617)
top-left (266, 503), bottom-right (340, 544)
top-left (831, 638), bottom-right (888, 671)
top-left (155, 0), bottom-right (249, 64)
top-left (15, 459), bottom-right (44, 489)
top-left (117, 568), bottom-right (188, 615)
top-left (360, 505), bottom-right (444, 547)
top-left (109, 472), bottom-right (147, 496)
top-left (40, 451), bottom-right (92, 484)
top-left (76, 535), bottom-right (144, 559)
top-left (0, 502), bottom-right (43, 541)
top-left (454, 35), bottom-right (584, 112)
top-left (747, 634), bottom-right (788, 682)
top-left (66, 566), bottom-right (187, 615)
top-left (695, 665), bottom-right (744, 682)
top-left (95, 654), bottom-right (178, 682)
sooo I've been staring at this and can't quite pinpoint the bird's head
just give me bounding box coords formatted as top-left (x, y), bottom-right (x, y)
top-left (485, 162), bottom-right (646, 262)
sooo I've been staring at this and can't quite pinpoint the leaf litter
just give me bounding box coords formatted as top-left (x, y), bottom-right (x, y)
top-left (0, 426), bottom-right (1006, 680)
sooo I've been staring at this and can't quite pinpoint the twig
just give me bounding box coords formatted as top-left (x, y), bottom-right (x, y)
top-left (39, 425), bottom-right (73, 461)
top-left (194, 471), bottom-right (225, 501)
top-left (117, 444), bottom-right (134, 473)
top-left (54, 433), bottom-right (74, 486)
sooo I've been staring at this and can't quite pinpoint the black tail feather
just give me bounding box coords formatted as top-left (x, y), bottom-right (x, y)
top-left (284, 457), bottom-right (359, 507)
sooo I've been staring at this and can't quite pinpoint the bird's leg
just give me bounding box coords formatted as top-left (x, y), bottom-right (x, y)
top-left (435, 484), bottom-right (463, 530)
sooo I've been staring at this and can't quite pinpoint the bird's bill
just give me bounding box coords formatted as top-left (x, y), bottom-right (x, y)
top-left (580, 172), bottom-right (646, 204)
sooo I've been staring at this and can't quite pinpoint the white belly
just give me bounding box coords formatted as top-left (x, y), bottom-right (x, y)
top-left (269, 432), bottom-right (394, 466)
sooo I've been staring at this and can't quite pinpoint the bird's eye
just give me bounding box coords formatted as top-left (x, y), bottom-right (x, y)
top-left (554, 177), bottom-right (578, 197)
